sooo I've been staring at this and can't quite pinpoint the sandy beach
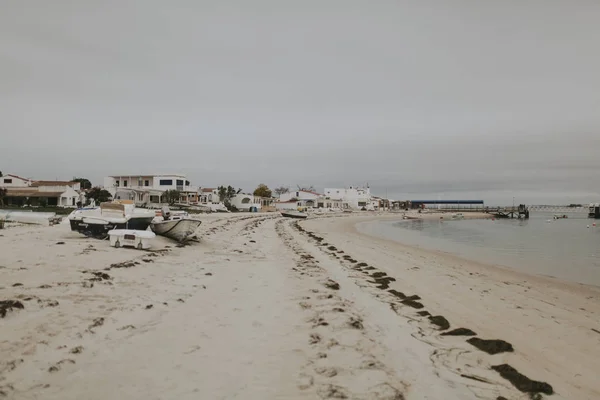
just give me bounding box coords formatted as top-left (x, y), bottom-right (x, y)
top-left (1, 212), bottom-right (599, 399)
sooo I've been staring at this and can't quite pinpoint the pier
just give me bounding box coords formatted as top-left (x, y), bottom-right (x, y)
top-left (487, 204), bottom-right (529, 219)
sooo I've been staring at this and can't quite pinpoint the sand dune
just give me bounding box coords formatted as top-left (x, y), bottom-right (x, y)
top-left (1, 212), bottom-right (598, 399)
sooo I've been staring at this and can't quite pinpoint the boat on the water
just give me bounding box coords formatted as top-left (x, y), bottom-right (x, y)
top-left (588, 203), bottom-right (600, 219)
top-left (281, 211), bottom-right (308, 219)
top-left (68, 200), bottom-right (155, 239)
top-left (150, 206), bottom-right (202, 242)
top-left (553, 214), bottom-right (568, 219)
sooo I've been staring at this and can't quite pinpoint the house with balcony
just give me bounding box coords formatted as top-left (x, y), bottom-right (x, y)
top-left (103, 174), bottom-right (200, 206)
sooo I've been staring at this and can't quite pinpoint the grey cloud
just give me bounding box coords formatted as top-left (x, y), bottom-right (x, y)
top-left (1, 0), bottom-right (599, 205)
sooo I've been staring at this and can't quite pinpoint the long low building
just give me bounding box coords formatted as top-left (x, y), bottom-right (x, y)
top-left (2, 182), bottom-right (82, 207)
top-left (409, 200), bottom-right (484, 209)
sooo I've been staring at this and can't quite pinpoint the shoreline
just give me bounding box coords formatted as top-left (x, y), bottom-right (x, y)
top-left (1, 213), bottom-right (599, 399)
top-left (299, 213), bottom-right (600, 399)
top-left (352, 212), bottom-right (600, 291)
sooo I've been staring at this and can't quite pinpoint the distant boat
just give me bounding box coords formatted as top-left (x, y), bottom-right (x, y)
top-left (281, 211), bottom-right (308, 219)
top-left (553, 214), bottom-right (568, 219)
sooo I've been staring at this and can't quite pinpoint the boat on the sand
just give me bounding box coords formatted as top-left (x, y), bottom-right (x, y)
top-left (281, 211), bottom-right (308, 219)
top-left (68, 201), bottom-right (154, 239)
top-left (150, 206), bottom-right (202, 242)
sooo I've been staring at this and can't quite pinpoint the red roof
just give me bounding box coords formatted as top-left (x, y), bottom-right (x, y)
top-left (201, 188), bottom-right (216, 192)
top-left (31, 180), bottom-right (76, 187)
top-left (5, 174), bottom-right (31, 181)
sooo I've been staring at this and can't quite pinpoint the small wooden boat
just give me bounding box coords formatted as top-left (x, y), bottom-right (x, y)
top-left (281, 211), bottom-right (308, 219)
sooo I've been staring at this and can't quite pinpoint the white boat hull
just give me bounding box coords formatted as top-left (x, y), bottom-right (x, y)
top-left (281, 211), bottom-right (308, 219)
top-left (150, 219), bottom-right (202, 242)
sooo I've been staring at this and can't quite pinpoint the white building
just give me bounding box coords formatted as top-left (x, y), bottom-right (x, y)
top-left (3, 179), bottom-right (81, 208)
top-left (315, 196), bottom-right (347, 210)
top-left (229, 193), bottom-right (261, 212)
top-left (103, 174), bottom-right (200, 206)
top-left (1, 174), bottom-right (32, 188)
top-left (324, 186), bottom-right (372, 210)
top-left (199, 188), bottom-right (220, 204)
top-left (279, 190), bottom-right (321, 203)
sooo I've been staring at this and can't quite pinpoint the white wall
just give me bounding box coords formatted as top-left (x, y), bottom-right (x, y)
top-left (200, 189), bottom-right (220, 204)
top-left (1, 175), bottom-right (31, 188)
top-left (230, 194), bottom-right (261, 211)
top-left (58, 187), bottom-right (80, 208)
top-left (279, 190), bottom-right (320, 202)
top-left (324, 187), bottom-right (372, 210)
top-left (105, 175), bottom-right (192, 191)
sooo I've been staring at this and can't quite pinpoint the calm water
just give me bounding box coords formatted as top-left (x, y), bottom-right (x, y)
top-left (358, 212), bottom-right (600, 286)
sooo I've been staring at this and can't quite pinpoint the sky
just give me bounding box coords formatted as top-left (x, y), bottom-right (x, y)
top-left (1, 0), bottom-right (599, 205)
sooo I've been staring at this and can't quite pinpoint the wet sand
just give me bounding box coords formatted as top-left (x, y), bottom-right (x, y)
top-left (0, 212), bottom-right (598, 399)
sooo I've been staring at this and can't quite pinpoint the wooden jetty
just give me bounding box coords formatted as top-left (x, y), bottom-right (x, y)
top-left (487, 204), bottom-right (529, 219)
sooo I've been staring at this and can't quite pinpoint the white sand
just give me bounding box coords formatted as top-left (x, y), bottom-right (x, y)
top-left (0, 212), bottom-right (598, 399)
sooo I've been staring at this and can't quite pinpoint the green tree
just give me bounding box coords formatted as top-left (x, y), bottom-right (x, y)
top-left (163, 190), bottom-right (181, 205)
top-left (72, 177), bottom-right (92, 190)
top-left (87, 187), bottom-right (112, 204)
top-left (217, 185), bottom-right (237, 206)
top-left (253, 183), bottom-right (272, 198)
top-left (0, 187), bottom-right (6, 206)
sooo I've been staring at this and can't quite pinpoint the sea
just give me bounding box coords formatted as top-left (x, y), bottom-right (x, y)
top-left (357, 211), bottom-right (600, 287)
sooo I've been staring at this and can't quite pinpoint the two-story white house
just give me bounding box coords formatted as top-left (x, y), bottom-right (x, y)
top-left (103, 174), bottom-right (200, 206)
top-left (324, 186), bottom-right (372, 210)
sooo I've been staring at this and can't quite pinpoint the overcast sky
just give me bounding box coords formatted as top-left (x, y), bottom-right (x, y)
top-left (1, 1), bottom-right (599, 205)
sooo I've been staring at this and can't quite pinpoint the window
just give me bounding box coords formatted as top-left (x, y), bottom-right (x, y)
top-left (358, 201), bottom-right (367, 207)
top-left (138, 179), bottom-right (143, 187)
top-left (3, 178), bottom-right (12, 184)
top-left (115, 181), bottom-right (120, 187)
top-left (123, 180), bottom-right (128, 187)
top-left (159, 179), bottom-right (173, 186)
top-left (150, 195), bottom-right (160, 203)
top-left (185, 180), bottom-right (190, 186)
top-left (144, 180), bottom-right (150, 186)
top-left (296, 192), bottom-right (299, 197)
top-left (241, 197), bottom-right (251, 204)
top-left (176, 179), bottom-right (184, 186)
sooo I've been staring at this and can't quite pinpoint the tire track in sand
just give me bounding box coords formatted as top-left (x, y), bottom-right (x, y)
top-left (276, 219), bottom-right (406, 400)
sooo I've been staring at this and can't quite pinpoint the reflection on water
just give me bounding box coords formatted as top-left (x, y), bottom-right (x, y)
top-left (360, 212), bottom-right (600, 286)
